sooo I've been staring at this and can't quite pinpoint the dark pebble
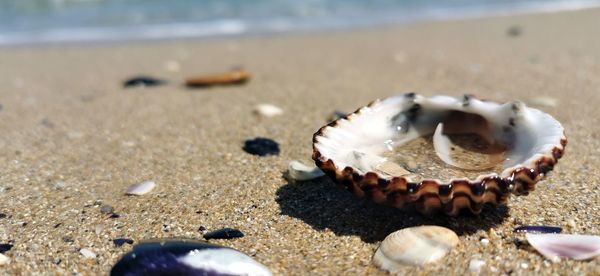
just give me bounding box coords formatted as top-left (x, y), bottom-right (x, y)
top-left (0, 243), bottom-right (13, 253)
top-left (0, 213), bottom-right (6, 219)
top-left (198, 226), bottom-right (206, 231)
top-left (243, 137), bottom-right (280, 156)
top-left (203, 228), bottom-right (244, 240)
top-left (113, 238), bottom-right (135, 247)
top-left (123, 76), bottom-right (166, 88)
top-left (110, 213), bottom-right (121, 219)
top-left (507, 25), bottom-right (522, 37)
top-left (514, 225), bottom-right (562, 234)
top-left (62, 237), bottom-right (74, 243)
top-left (327, 110), bottom-right (347, 122)
top-left (100, 204), bottom-right (114, 214)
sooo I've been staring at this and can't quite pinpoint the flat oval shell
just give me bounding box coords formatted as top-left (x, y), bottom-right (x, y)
top-left (125, 180), bottom-right (156, 195)
top-left (254, 104), bottom-right (283, 117)
top-left (185, 69), bottom-right (250, 87)
top-left (526, 233), bottom-right (600, 260)
top-left (373, 226), bottom-right (459, 271)
top-left (286, 160), bottom-right (325, 181)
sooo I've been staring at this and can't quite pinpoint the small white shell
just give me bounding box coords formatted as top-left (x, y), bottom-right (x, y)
top-left (526, 233), bottom-right (600, 260)
top-left (468, 259), bottom-right (485, 273)
top-left (0, 253), bottom-right (10, 266)
top-left (80, 248), bottom-right (97, 259)
top-left (373, 226), bottom-right (459, 271)
top-left (253, 104), bottom-right (283, 117)
top-left (125, 180), bottom-right (156, 195)
top-left (286, 160), bottom-right (325, 181)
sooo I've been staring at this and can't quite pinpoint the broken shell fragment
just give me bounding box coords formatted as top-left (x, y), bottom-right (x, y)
top-left (312, 93), bottom-right (566, 215)
top-left (185, 69), bottom-right (250, 87)
top-left (110, 239), bottom-right (271, 276)
top-left (286, 160), bottom-right (325, 181)
top-left (125, 180), bottom-right (156, 195)
top-left (526, 233), bottom-right (600, 260)
top-left (254, 104), bottom-right (283, 117)
top-left (373, 226), bottom-right (459, 271)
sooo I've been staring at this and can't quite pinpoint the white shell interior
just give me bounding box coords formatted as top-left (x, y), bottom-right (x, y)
top-left (314, 94), bottom-right (564, 181)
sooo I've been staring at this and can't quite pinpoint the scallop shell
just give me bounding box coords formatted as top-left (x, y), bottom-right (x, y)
top-left (373, 226), bottom-right (459, 271)
top-left (312, 93), bottom-right (566, 215)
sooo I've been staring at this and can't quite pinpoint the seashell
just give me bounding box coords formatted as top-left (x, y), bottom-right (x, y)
top-left (125, 180), bottom-right (156, 195)
top-left (254, 104), bottom-right (283, 117)
top-left (514, 225), bottom-right (562, 234)
top-left (123, 76), bottom-right (166, 88)
top-left (313, 93), bottom-right (566, 215)
top-left (0, 243), bottom-right (13, 253)
top-left (286, 160), bottom-right (325, 181)
top-left (0, 253), bottom-right (10, 266)
top-left (526, 233), bottom-right (600, 260)
top-left (203, 228), bottom-right (245, 240)
top-left (185, 69), bottom-right (250, 87)
top-left (243, 137), bottom-right (280, 156)
top-left (373, 226), bottom-right (459, 271)
top-left (80, 248), bottom-right (97, 259)
top-left (110, 239), bottom-right (271, 276)
top-left (468, 259), bottom-right (485, 273)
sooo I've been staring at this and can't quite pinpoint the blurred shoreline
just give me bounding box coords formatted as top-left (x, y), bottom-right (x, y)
top-left (2, 0), bottom-right (600, 46)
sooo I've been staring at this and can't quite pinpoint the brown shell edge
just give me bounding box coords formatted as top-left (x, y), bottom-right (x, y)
top-left (312, 98), bottom-right (567, 216)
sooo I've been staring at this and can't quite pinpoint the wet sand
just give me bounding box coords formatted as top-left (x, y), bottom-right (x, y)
top-left (0, 7), bottom-right (599, 275)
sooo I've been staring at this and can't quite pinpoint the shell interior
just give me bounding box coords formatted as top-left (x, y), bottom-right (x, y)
top-left (314, 94), bottom-right (564, 183)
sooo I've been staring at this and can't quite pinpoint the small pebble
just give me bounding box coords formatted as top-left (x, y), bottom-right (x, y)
top-left (100, 204), bottom-right (114, 214)
top-left (0, 253), bottom-right (9, 266)
top-left (520, 262), bottom-right (529, 269)
top-left (198, 226), bottom-right (207, 231)
top-left (123, 76), bottom-right (166, 88)
top-left (163, 60), bottom-right (180, 72)
top-left (480, 238), bottom-right (490, 246)
top-left (203, 228), bottom-right (245, 240)
top-left (125, 180), bottom-right (156, 195)
top-left (253, 104), bottom-right (283, 117)
top-left (507, 25), bottom-right (522, 37)
top-left (468, 259), bottom-right (485, 273)
top-left (567, 219), bottom-right (576, 229)
top-left (243, 138), bottom-right (280, 156)
top-left (80, 248), bottom-right (97, 258)
top-left (0, 213), bottom-right (6, 219)
top-left (286, 160), bottom-right (325, 181)
top-left (113, 238), bottom-right (134, 247)
top-left (110, 213), bottom-right (121, 219)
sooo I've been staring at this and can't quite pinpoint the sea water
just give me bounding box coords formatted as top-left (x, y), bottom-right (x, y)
top-left (1, 0), bottom-right (599, 45)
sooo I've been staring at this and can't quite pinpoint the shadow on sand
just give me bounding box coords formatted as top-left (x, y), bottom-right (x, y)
top-left (276, 176), bottom-right (509, 243)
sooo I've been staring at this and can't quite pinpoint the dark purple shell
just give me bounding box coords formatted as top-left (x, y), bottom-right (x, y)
top-left (514, 225), bottom-right (562, 234)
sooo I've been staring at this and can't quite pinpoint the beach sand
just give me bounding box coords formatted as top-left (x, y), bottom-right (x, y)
top-left (0, 7), bottom-right (599, 275)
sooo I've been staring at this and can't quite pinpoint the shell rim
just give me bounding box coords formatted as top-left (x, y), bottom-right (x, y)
top-left (312, 94), bottom-right (567, 214)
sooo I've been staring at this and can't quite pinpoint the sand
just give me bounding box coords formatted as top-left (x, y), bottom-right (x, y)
top-left (0, 7), bottom-right (599, 275)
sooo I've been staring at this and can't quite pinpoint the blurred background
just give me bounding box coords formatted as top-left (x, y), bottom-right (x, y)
top-left (2, 0), bottom-right (598, 45)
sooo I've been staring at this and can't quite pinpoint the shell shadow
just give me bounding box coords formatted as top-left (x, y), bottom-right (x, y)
top-left (276, 176), bottom-right (509, 243)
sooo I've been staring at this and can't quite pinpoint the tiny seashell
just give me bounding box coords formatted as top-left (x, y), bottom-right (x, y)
top-left (243, 137), bottom-right (280, 156)
top-left (110, 239), bottom-right (271, 275)
top-left (80, 248), bottom-right (97, 259)
top-left (203, 228), bottom-right (245, 240)
top-left (0, 253), bottom-right (10, 266)
top-left (113, 238), bottom-right (134, 247)
top-left (185, 69), bottom-right (250, 87)
top-left (526, 233), bottom-right (600, 260)
top-left (123, 76), bottom-right (166, 88)
top-left (254, 104), bottom-right (283, 117)
top-left (286, 160), bottom-right (325, 181)
top-left (525, 96), bottom-right (558, 107)
top-left (125, 180), bottom-right (156, 195)
top-left (468, 259), bottom-right (485, 273)
top-left (514, 225), bottom-right (562, 234)
top-left (373, 226), bottom-right (459, 271)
